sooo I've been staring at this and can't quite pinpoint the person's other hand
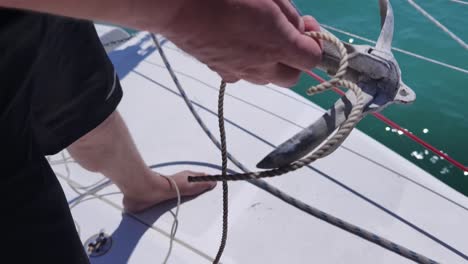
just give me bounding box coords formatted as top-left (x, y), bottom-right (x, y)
top-left (160, 0), bottom-right (322, 87)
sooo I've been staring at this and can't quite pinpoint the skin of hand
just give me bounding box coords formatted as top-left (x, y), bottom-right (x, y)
top-left (159, 0), bottom-right (323, 87)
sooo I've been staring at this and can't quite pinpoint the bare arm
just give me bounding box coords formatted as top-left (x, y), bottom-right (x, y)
top-left (0, 0), bottom-right (185, 32)
top-left (1, 0), bottom-right (322, 87)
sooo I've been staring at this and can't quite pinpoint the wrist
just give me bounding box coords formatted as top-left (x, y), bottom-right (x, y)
top-left (126, 0), bottom-right (190, 34)
top-left (0, 0), bottom-right (190, 35)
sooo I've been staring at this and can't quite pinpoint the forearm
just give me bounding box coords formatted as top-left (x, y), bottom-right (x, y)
top-left (2, 0), bottom-right (323, 88)
top-left (0, 0), bottom-right (186, 33)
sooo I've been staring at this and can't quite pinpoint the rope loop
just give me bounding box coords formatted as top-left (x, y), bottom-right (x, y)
top-left (188, 30), bottom-right (365, 183)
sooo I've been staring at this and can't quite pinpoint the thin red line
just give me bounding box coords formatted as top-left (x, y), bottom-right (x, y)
top-left (304, 70), bottom-right (467, 172)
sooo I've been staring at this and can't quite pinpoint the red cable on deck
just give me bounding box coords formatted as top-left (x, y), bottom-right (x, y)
top-left (304, 70), bottom-right (467, 173)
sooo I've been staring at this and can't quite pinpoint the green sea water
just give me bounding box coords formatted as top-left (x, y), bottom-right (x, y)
top-left (292, 0), bottom-right (468, 195)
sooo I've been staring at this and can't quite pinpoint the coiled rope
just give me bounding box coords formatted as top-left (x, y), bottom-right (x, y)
top-left (151, 33), bottom-right (439, 263)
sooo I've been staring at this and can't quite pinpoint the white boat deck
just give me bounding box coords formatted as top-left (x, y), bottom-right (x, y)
top-left (49, 28), bottom-right (468, 264)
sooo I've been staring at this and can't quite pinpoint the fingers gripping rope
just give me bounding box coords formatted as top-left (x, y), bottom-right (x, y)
top-left (188, 31), bottom-right (365, 183)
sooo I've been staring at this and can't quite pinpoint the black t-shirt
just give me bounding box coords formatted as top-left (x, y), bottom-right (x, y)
top-left (0, 9), bottom-right (89, 263)
top-left (0, 10), bottom-right (40, 166)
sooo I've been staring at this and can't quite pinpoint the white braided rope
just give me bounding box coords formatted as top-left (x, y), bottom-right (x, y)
top-left (162, 176), bottom-right (181, 264)
top-left (305, 31), bottom-right (350, 96)
top-left (290, 31), bottom-right (365, 168)
top-left (189, 31), bottom-right (366, 182)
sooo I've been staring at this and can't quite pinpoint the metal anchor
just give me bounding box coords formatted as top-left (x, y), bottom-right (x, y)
top-left (257, 0), bottom-right (416, 169)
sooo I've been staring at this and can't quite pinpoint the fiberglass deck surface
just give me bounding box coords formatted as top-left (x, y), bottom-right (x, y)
top-left (50, 30), bottom-right (468, 264)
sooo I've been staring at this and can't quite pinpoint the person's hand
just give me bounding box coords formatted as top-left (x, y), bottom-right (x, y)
top-left (159, 0), bottom-right (322, 87)
top-left (2, 0), bottom-right (321, 87)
